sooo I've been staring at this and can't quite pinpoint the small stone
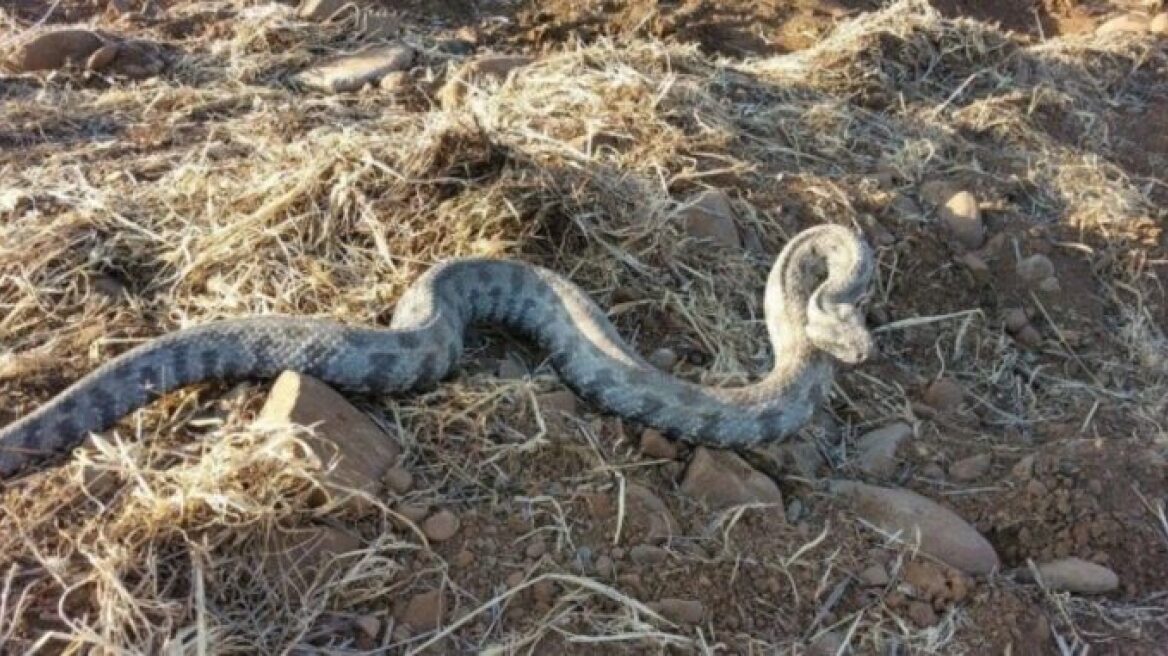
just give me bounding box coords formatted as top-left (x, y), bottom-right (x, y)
top-left (652, 598), bottom-right (704, 624)
top-left (1034, 558), bottom-right (1119, 594)
top-left (399, 590), bottom-right (444, 632)
top-left (537, 390), bottom-right (579, 417)
top-left (296, 0), bottom-right (351, 21)
top-left (295, 44), bottom-right (415, 94)
top-left (595, 555), bottom-right (614, 577)
top-left (1038, 276), bottom-right (1060, 293)
top-left (855, 422), bottom-right (912, 478)
top-left (422, 510), bottom-right (460, 542)
top-left (1012, 455), bottom-right (1036, 479)
top-left (532, 580), bottom-right (556, 605)
top-left (383, 466), bottom-right (414, 494)
top-left (629, 545), bottom-right (669, 565)
top-left (640, 429), bottom-right (679, 460)
top-left (922, 462), bottom-right (946, 479)
top-left (496, 356), bottom-right (526, 379)
top-left (525, 540), bottom-right (547, 559)
top-left (626, 483), bottom-right (679, 543)
top-left (679, 190), bottom-right (741, 248)
top-left (907, 600), bottom-right (939, 627)
top-left (454, 549), bottom-right (474, 567)
top-left (829, 480), bottom-right (1001, 575)
top-left (1016, 254), bottom-right (1055, 286)
top-left (1003, 308), bottom-right (1030, 333)
top-left (354, 615), bottom-right (381, 639)
top-left (949, 454), bottom-right (992, 482)
top-left (266, 526), bottom-right (363, 592)
top-left (958, 253), bottom-right (990, 282)
top-left (396, 503), bottom-right (430, 524)
top-left (257, 372), bottom-right (402, 512)
top-left (919, 180), bottom-right (957, 207)
top-left (10, 29), bottom-right (107, 72)
top-left (681, 448), bottom-right (783, 510)
top-left (924, 378), bottom-right (965, 413)
top-left (1015, 325), bottom-right (1043, 348)
top-left (379, 70), bottom-right (409, 93)
top-left (1095, 13), bottom-right (1149, 35)
top-left (647, 347), bottom-right (679, 370)
top-left (809, 630), bottom-right (846, 656)
top-left (859, 563), bottom-right (890, 586)
top-left (438, 55), bottom-right (534, 108)
top-left (1151, 13), bottom-right (1168, 34)
top-left (939, 191), bottom-right (984, 249)
top-left (505, 571), bottom-right (524, 588)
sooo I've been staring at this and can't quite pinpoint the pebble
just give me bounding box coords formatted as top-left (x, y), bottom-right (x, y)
top-left (1038, 276), bottom-right (1060, 293)
top-left (629, 545), bottom-right (669, 565)
top-left (1015, 325), bottom-right (1043, 348)
top-left (422, 510), bottom-right (460, 542)
top-left (1012, 455), bottom-right (1036, 479)
top-left (958, 252), bottom-right (990, 282)
top-left (1016, 254), bottom-right (1055, 285)
top-left (923, 378), bottom-right (965, 413)
top-left (647, 347), bottom-right (679, 371)
top-left (907, 600), bottom-right (939, 627)
top-left (400, 590), bottom-right (444, 631)
top-left (454, 549), bottom-right (474, 567)
top-left (595, 555), bottom-right (614, 577)
top-left (859, 563), bottom-right (890, 586)
top-left (295, 44), bottom-right (415, 93)
top-left (525, 540), bottom-right (547, 559)
top-left (680, 190), bottom-right (741, 248)
top-left (532, 580), bottom-right (556, 605)
top-left (537, 390), bottom-right (579, 417)
top-left (1003, 308), bottom-right (1030, 332)
top-left (383, 466), bottom-right (414, 494)
top-left (625, 483), bottom-right (679, 543)
top-left (922, 462), bottom-right (946, 480)
top-left (506, 571), bottom-right (524, 588)
top-left (640, 429), bottom-right (679, 460)
top-left (680, 447), bottom-right (783, 510)
top-left (939, 191), bottom-right (984, 249)
top-left (949, 454), bottom-right (992, 481)
top-left (651, 598), bottom-right (705, 624)
top-left (9, 29), bottom-right (106, 72)
top-left (829, 480), bottom-right (1001, 575)
top-left (809, 630), bottom-right (846, 656)
top-left (855, 422), bottom-right (912, 478)
top-left (354, 615), bottom-right (380, 639)
top-left (1034, 557), bottom-right (1119, 594)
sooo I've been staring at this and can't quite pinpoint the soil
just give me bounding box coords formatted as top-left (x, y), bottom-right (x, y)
top-left (1, 0), bottom-right (1166, 654)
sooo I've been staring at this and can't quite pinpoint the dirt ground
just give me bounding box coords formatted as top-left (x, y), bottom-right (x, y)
top-left (0, 0), bottom-right (1166, 654)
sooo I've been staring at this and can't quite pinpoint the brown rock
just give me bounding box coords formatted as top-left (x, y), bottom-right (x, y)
top-left (525, 540), bottom-right (546, 559)
top-left (296, 44), bottom-right (415, 93)
top-left (595, 555), bottom-right (614, 577)
top-left (681, 448), bottom-right (783, 510)
top-left (257, 372), bottom-right (401, 510)
top-left (10, 29), bottom-right (107, 72)
top-left (383, 465), bottom-right (414, 494)
top-left (422, 510), bottom-right (460, 542)
top-left (651, 598), bottom-right (704, 624)
top-left (907, 600), bottom-right (939, 627)
top-left (1003, 308), bottom-right (1029, 333)
top-left (537, 390), bottom-right (579, 417)
top-left (647, 347), bottom-right (679, 371)
top-left (923, 378), bottom-right (965, 413)
top-left (918, 180), bottom-right (958, 207)
top-left (1034, 558), bottom-right (1119, 594)
top-left (859, 563), bottom-right (890, 586)
top-left (939, 191), bottom-right (984, 249)
top-left (629, 545), bottom-right (669, 565)
top-left (438, 55), bottom-right (534, 108)
top-left (680, 190), bottom-right (741, 248)
top-left (640, 429), bottom-right (679, 460)
top-left (855, 422), bottom-right (912, 478)
top-left (399, 589), bottom-right (445, 631)
top-left (949, 453), bottom-right (992, 482)
top-left (762, 439), bottom-right (826, 479)
top-left (1016, 254), bottom-right (1055, 287)
top-left (958, 253), bottom-right (990, 282)
top-left (396, 503), bottom-right (430, 525)
top-left (829, 480), bottom-right (1001, 575)
top-left (1037, 276), bottom-right (1060, 293)
top-left (354, 615), bottom-right (381, 639)
top-left (626, 483), bottom-right (679, 543)
top-left (1015, 325), bottom-right (1043, 349)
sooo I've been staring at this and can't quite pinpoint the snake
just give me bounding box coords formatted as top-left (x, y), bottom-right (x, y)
top-left (0, 224), bottom-right (875, 479)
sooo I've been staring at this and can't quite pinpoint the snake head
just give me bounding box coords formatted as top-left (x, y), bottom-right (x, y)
top-left (806, 303), bottom-right (875, 365)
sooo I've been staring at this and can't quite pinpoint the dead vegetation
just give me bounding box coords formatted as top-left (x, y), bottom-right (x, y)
top-left (0, 0), bottom-right (1166, 652)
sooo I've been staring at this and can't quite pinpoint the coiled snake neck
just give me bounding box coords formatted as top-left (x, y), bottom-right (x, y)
top-left (0, 224), bottom-right (875, 479)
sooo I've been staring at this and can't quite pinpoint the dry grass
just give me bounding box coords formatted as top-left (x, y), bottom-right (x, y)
top-left (1, 0), bottom-right (1166, 652)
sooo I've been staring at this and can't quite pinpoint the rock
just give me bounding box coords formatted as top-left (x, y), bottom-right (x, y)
top-left (918, 180), bottom-right (958, 207)
top-left (681, 448), bottom-right (783, 510)
top-left (1016, 254), bottom-right (1055, 287)
top-left (1038, 277), bottom-right (1060, 293)
top-left (265, 526), bottom-right (363, 591)
top-left (651, 598), bottom-right (704, 624)
top-left (438, 55), bottom-right (534, 108)
top-left (1003, 308), bottom-right (1030, 333)
top-left (496, 356), bottom-right (526, 379)
top-left (958, 253), bottom-right (990, 282)
top-left (505, 571), bottom-right (524, 588)
top-left (422, 510), bottom-right (460, 542)
top-left (923, 378), bottom-right (965, 413)
top-left (629, 545), bottom-right (669, 565)
top-left (1151, 13), bottom-right (1168, 34)
top-left (640, 429), bottom-right (679, 460)
top-left (525, 540), bottom-right (546, 559)
top-left (1034, 558), bottom-right (1118, 594)
top-left (939, 191), bottom-right (984, 249)
top-left (829, 480), bottom-right (1001, 575)
top-left (626, 483), bottom-right (679, 543)
top-left (949, 454), bottom-right (992, 482)
top-left (296, 0), bottom-right (353, 21)
top-left (1012, 455), bottom-right (1036, 479)
top-left (396, 503), bottom-right (430, 525)
top-left (855, 422), bottom-right (912, 478)
top-left (537, 390), bottom-right (579, 417)
top-left (257, 372), bottom-right (401, 510)
top-left (296, 44), bottom-right (415, 93)
top-left (399, 589), bottom-right (444, 631)
top-left (454, 549), bottom-right (474, 567)
top-left (1015, 325), bottom-right (1043, 349)
top-left (1096, 13), bottom-right (1149, 35)
top-left (354, 615), bottom-right (381, 639)
top-left (809, 630), bottom-right (846, 656)
top-left (647, 347), bottom-right (679, 371)
top-left (9, 29), bottom-right (107, 72)
top-left (907, 601), bottom-right (939, 627)
top-left (859, 563), bottom-right (890, 586)
top-left (379, 70), bottom-right (409, 93)
top-left (763, 439), bottom-right (826, 479)
top-left (383, 465), bottom-right (414, 494)
top-left (679, 190), bottom-right (741, 248)
top-left (595, 554), bottom-right (614, 577)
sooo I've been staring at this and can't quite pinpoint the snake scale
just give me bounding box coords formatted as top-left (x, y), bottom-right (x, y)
top-left (0, 224), bottom-right (875, 479)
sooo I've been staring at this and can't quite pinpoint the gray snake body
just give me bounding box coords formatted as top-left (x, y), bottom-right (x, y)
top-left (0, 224), bottom-right (875, 479)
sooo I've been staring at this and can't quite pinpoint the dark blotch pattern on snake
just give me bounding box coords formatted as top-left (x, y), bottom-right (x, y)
top-left (0, 224), bottom-right (875, 478)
